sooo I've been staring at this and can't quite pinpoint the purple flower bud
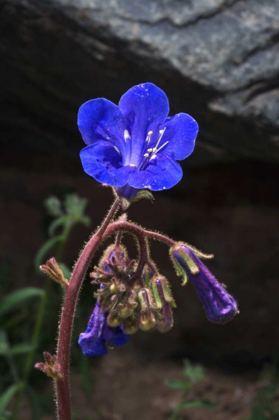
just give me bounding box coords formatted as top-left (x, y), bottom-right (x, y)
top-left (78, 300), bottom-right (130, 357)
top-left (170, 243), bottom-right (238, 324)
top-left (151, 277), bottom-right (174, 333)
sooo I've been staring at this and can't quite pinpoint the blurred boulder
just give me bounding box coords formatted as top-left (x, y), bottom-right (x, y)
top-left (1, 0), bottom-right (279, 163)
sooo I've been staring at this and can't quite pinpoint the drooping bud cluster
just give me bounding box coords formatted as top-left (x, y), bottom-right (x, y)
top-left (170, 242), bottom-right (238, 324)
top-left (35, 352), bottom-right (62, 380)
top-left (79, 244), bottom-right (177, 357)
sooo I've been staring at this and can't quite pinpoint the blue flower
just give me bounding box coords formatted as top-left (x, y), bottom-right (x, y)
top-left (78, 300), bottom-right (130, 357)
top-left (78, 83), bottom-right (199, 199)
top-left (171, 244), bottom-right (238, 324)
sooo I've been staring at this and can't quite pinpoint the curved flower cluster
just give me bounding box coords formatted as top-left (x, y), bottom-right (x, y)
top-left (78, 245), bottom-right (176, 357)
top-left (78, 83), bottom-right (199, 199)
top-left (79, 240), bottom-right (238, 357)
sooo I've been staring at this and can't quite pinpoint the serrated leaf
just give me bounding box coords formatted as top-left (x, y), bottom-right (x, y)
top-left (183, 359), bottom-right (205, 383)
top-left (34, 235), bottom-right (62, 270)
top-left (0, 288), bottom-right (45, 316)
top-left (64, 194), bottom-right (88, 220)
top-left (181, 400), bottom-right (214, 409)
top-left (0, 384), bottom-right (19, 414)
top-left (10, 343), bottom-right (34, 355)
top-left (165, 380), bottom-right (191, 390)
top-left (44, 196), bottom-right (62, 217)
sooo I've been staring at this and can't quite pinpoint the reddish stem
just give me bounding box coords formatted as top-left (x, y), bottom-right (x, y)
top-left (103, 221), bottom-right (175, 247)
top-left (55, 198), bottom-right (120, 420)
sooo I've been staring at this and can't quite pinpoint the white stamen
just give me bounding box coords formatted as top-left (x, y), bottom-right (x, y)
top-left (145, 130), bottom-right (153, 144)
top-left (124, 129), bottom-right (131, 141)
top-left (114, 146), bottom-right (121, 155)
top-left (153, 127), bottom-right (166, 151)
top-left (143, 153), bottom-right (149, 158)
top-left (155, 140), bottom-right (169, 154)
top-left (150, 155), bottom-right (156, 160)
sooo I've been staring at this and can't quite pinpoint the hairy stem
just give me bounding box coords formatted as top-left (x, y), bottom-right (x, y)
top-left (103, 221), bottom-right (175, 247)
top-left (55, 197), bottom-right (120, 420)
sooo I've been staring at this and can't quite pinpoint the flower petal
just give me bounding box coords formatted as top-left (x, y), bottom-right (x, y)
top-left (103, 323), bottom-right (130, 347)
top-left (171, 245), bottom-right (238, 324)
top-left (160, 113), bottom-right (199, 160)
top-left (80, 142), bottom-right (134, 187)
top-left (128, 154), bottom-right (182, 191)
top-left (78, 98), bottom-right (126, 154)
top-left (78, 303), bottom-right (108, 357)
top-left (118, 83), bottom-right (169, 166)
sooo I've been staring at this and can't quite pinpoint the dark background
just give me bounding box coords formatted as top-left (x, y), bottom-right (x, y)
top-left (1, 0), bottom-right (279, 419)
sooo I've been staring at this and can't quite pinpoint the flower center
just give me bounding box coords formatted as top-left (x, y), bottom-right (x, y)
top-left (138, 128), bottom-right (168, 171)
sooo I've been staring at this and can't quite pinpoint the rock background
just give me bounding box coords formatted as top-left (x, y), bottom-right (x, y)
top-left (1, 0), bottom-right (279, 366)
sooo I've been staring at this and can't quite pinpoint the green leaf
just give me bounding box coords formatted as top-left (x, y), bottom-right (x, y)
top-left (34, 235), bottom-right (62, 270)
top-left (79, 215), bottom-right (91, 227)
top-left (183, 359), bottom-right (205, 383)
top-left (10, 343), bottom-right (34, 355)
top-left (48, 215), bottom-right (71, 236)
top-left (26, 385), bottom-right (41, 420)
top-left (0, 288), bottom-right (45, 316)
top-left (181, 400), bottom-right (214, 409)
top-left (0, 384), bottom-right (19, 414)
top-left (165, 380), bottom-right (191, 390)
top-left (0, 330), bottom-right (9, 356)
top-left (44, 196), bottom-right (62, 217)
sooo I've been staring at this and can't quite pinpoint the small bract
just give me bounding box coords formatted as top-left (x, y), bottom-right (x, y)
top-left (78, 83), bottom-right (199, 199)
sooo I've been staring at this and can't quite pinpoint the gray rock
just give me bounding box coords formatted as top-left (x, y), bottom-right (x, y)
top-left (1, 0), bottom-right (279, 162)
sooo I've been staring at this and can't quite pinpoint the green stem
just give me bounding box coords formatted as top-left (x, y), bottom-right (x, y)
top-left (6, 341), bottom-right (20, 384)
top-left (169, 391), bottom-right (188, 420)
top-left (13, 222), bottom-right (73, 418)
top-left (56, 222), bottom-right (72, 262)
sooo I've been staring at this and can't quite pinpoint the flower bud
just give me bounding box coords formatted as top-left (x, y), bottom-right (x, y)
top-left (109, 282), bottom-right (120, 294)
top-left (35, 352), bottom-right (62, 380)
top-left (139, 312), bottom-right (156, 331)
top-left (107, 310), bottom-right (122, 327)
top-left (170, 243), bottom-right (238, 324)
top-left (138, 288), bottom-right (155, 311)
top-left (123, 317), bottom-right (139, 334)
top-left (151, 277), bottom-right (174, 332)
top-left (151, 276), bottom-right (175, 309)
top-left (138, 288), bottom-right (156, 331)
top-left (40, 258), bottom-right (68, 287)
top-left (118, 304), bottom-right (133, 319)
top-left (99, 244), bottom-right (127, 272)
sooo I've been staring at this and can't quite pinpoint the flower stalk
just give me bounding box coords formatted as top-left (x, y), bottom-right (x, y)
top-left (55, 197), bottom-right (120, 420)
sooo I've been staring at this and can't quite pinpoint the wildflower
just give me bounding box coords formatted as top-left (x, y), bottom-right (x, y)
top-left (170, 243), bottom-right (238, 324)
top-left (78, 83), bottom-right (198, 199)
top-left (78, 300), bottom-right (130, 357)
